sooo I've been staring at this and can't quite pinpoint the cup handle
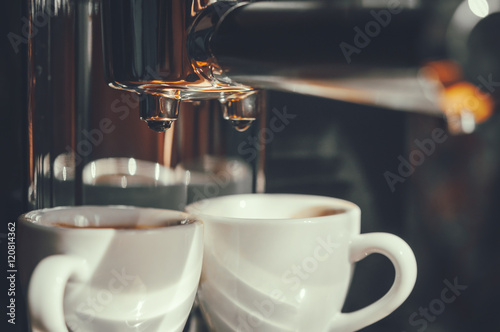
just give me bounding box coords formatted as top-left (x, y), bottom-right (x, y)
top-left (329, 233), bottom-right (417, 332)
top-left (28, 255), bottom-right (89, 332)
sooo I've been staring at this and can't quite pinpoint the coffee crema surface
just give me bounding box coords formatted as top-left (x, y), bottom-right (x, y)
top-left (290, 206), bottom-right (346, 219)
top-left (52, 219), bottom-right (191, 229)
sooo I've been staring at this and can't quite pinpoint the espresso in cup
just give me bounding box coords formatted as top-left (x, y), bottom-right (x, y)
top-left (51, 217), bottom-right (192, 229)
top-left (290, 206), bottom-right (346, 218)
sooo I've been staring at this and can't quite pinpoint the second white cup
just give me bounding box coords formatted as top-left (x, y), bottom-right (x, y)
top-left (186, 194), bottom-right (417, 332)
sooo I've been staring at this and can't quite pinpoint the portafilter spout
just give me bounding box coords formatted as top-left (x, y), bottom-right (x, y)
top-left (101, 0), bottom-right (259, 132)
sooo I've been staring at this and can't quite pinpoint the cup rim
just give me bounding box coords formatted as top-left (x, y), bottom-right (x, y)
top-left (185, 193), bottom-right (360, 224)
top-left (18, 205), bottom-right (202, 232)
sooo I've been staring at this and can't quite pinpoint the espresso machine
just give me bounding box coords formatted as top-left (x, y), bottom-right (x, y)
top-left (3, 0), bottom-right (500, 331)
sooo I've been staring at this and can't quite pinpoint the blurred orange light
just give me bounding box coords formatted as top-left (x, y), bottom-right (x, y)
top-left (440, 81), bottom-right (493, 123)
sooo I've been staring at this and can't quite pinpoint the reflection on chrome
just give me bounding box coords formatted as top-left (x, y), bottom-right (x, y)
top-left (83, 158), bottom-right (186, 188)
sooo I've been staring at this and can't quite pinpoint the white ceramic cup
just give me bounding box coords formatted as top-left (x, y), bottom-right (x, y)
top-left (186, 194), bottom-right (417, 332)
top-left (18, 206), bottom-right (204, 332)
